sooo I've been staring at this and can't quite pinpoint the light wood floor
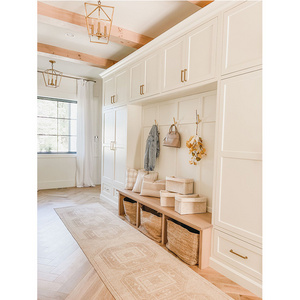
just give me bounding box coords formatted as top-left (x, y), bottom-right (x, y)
top-left (38, 186), bottom-right (262, 300)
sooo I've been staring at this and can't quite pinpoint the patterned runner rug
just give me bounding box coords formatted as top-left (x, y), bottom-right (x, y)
top-left (55, 203), bottom-right (232, 300)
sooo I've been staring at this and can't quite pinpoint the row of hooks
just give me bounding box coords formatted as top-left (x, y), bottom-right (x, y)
top-left (154, 111), bottom-right (201, 126)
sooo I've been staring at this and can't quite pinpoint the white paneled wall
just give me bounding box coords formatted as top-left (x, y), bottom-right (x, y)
top-left (141, 91), bottom-right (216, 212)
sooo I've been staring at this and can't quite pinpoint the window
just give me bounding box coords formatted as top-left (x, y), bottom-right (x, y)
top-left (37, 96), bottom-right (77, 153)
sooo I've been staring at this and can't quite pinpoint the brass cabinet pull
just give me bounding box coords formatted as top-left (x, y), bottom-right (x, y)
top-left (181, 70), bottom-right (184, 82)
top-left (230, 249), bottom-right (248, 259)
top-left (184, 69), bottom-right (187, 82)
top-left (140, 85), bottom-right (142, 95)
top-left (113, 95), bottom-right (116, 103)
top-left (141, 85), bottom-right (144, 95)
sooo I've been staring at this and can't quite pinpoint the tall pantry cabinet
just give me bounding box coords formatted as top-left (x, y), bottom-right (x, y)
top-left (210, 1), bottom-right (262, 297)
top-left (101, 103), bottom-right (142, 205)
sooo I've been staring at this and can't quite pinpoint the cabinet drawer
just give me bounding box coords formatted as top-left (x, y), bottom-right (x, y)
top-left (113, 188), bottom-right (120, 201)
top-left (102, 182), bottom-right (112, 197)
top-left (213, 229), bottom-right (262, 280)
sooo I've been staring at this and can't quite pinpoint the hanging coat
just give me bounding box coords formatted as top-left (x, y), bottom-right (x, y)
top-left (144, 125), bottom-right (160, 171)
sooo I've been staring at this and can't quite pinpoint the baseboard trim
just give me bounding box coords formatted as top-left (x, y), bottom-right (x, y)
top-left (38, 180), bottom-right (75, 190)
top-left (100, 193), bottom-right (118, 208)
top-left (209, 257), bottom-right (262, 297)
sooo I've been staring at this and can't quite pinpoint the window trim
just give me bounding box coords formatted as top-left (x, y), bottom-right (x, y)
top-left (37, 96), bottom-right (77, 154)
top-left (38, 96), bottom-right (77, 104)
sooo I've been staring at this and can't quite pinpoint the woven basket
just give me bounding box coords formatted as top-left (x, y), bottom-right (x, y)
top-left (160, 190), bottom-right (176, 207)
top-left (123, 198), bottom-right (137, 225)
top-left (166, 176), bottom-right (194, 194)
top-left (139, 206), bottom-right (162, 243)
top-left (175, 194), bottom-right (207, 215)
top-left (166, 219), bottom-right (199, 265)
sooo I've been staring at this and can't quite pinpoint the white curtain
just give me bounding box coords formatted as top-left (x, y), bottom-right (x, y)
top-left (76, 80), bottom-right (95, 187)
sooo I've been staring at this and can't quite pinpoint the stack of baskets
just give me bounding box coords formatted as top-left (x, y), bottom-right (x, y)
top-left (160, 176), bottom-right (207, 215)
top-left (160, 176), bottom-right (207, 266)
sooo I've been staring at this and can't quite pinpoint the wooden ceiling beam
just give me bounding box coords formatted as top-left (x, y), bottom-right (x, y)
top-left (187, 1), bottom-right (214, 8)
top-left (37, 2), bottom-right (153, 49)
top-left (37, 43), bottom-right (117, 69)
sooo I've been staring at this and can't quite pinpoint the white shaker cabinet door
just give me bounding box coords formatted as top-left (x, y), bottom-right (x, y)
top-left (115, 69), bottom-right (129, 105)
top-left (102, 109), bottom-right (115, 183)
top-left (214, 70), bottom-right (262, 244)
top-left (162, 37), bottom-right (186, 92)
top-left (115, 106), bottom-right (127, 147)
top-left (130, 60), bottom-right (145, 101)
top-left (144, 51), bottom-right (161, 97)
top-left (102, 109), bottom-right (115, 146)
top-left (102, 146), bottom-right (114, 183)
top-left (186, 18), bottom-right (217, 86)
top-left (114, 106), bottom-right (127, 187)
top-left (103, 76), bottom-right (115, 107)
top-left (221, 1), bottom-right (262, 75)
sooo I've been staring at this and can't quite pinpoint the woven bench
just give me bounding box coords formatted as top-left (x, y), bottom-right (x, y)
top-left (118, 188), bottom-right (212, 269)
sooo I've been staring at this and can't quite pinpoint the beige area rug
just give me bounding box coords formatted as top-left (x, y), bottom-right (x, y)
top-left (55, 203), bottom-right (232, 300)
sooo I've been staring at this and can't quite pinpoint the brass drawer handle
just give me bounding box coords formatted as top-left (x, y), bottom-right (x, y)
top-left (230, 249), bottom-right (248, 259)
top-left (140, 85), bottom-right (142, 95)
top-left (181, 70), bottom-right (184, 82)
top-left (184, 69), bottom-right (187, 82)
top-left (141, 84), bottom-right (144, 95)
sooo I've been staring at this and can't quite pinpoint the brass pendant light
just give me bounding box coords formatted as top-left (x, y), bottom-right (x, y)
top-left (42, 60), bottom-right (63, 88)
top-left (84, 1), bottom-right (114, 44)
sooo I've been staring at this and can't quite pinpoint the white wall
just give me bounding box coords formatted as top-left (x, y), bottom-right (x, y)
top-left (37, 73), bottom-right (102, 190)
top-left (141, 91), bottom-right (216, 212)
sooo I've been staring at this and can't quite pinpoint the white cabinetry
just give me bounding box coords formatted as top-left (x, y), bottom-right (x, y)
top-left (211, 69), bottom-right (262, 296)
top-left (103, 68), bottom-right (129, 107)
top-left (221, 1), bottom-right (262, 75)
top-left (163, 18), bottom-right (217, 92)
top-left (100, 1), bottom-right (262, 296)
top-left (101, 107), bottom-right (127, 204)
top-left (101, 105), bottom-right (142, 205)
top-left (130, 51), bottom-right (161, 101)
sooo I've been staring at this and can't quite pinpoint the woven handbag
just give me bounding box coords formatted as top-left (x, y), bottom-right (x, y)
top-left (163, 124), bottom-right (181, 148)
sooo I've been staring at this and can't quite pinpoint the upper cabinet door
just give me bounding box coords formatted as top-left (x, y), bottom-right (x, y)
top-left (162, 37), bottom-right (186, 92)
top-left (144, 51), bottom-right (161, 97)
top-left (221, 1), bottom-right (262, 75)
top-left (103, 76), bottom-right (115, 107)
top-left (115, 69), bottom-right (129, 106)
top-left (130, 61), bottom-right (145, 101)
top-left (186, 18), bottom-right (217, 86)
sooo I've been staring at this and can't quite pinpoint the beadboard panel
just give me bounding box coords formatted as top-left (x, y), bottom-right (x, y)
top-left (141, 91), bottom-right (216, 211)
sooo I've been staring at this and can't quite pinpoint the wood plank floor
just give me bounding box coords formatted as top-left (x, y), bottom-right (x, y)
top-left (38, 186), bottom-right (262, 300)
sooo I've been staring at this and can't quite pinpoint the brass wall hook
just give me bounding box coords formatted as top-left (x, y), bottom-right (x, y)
top-left (196, 110), bottom-right (201, 125)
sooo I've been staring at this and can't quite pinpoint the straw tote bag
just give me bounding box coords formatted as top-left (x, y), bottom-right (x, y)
top-left (163, 124), bottom-right (181, 148)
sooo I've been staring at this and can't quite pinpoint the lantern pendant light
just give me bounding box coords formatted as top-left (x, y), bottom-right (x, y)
top-left (42, 60), bottom-right (62, 88)
top-left (84, 1), bottom-right (114, 44)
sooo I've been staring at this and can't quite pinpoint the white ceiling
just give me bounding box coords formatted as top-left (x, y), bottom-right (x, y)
top-left (37, 1), bottom-right (201, 79)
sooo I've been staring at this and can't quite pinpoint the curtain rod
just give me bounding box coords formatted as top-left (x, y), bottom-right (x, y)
top-left (37, 70), bottom-right (97, 83)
